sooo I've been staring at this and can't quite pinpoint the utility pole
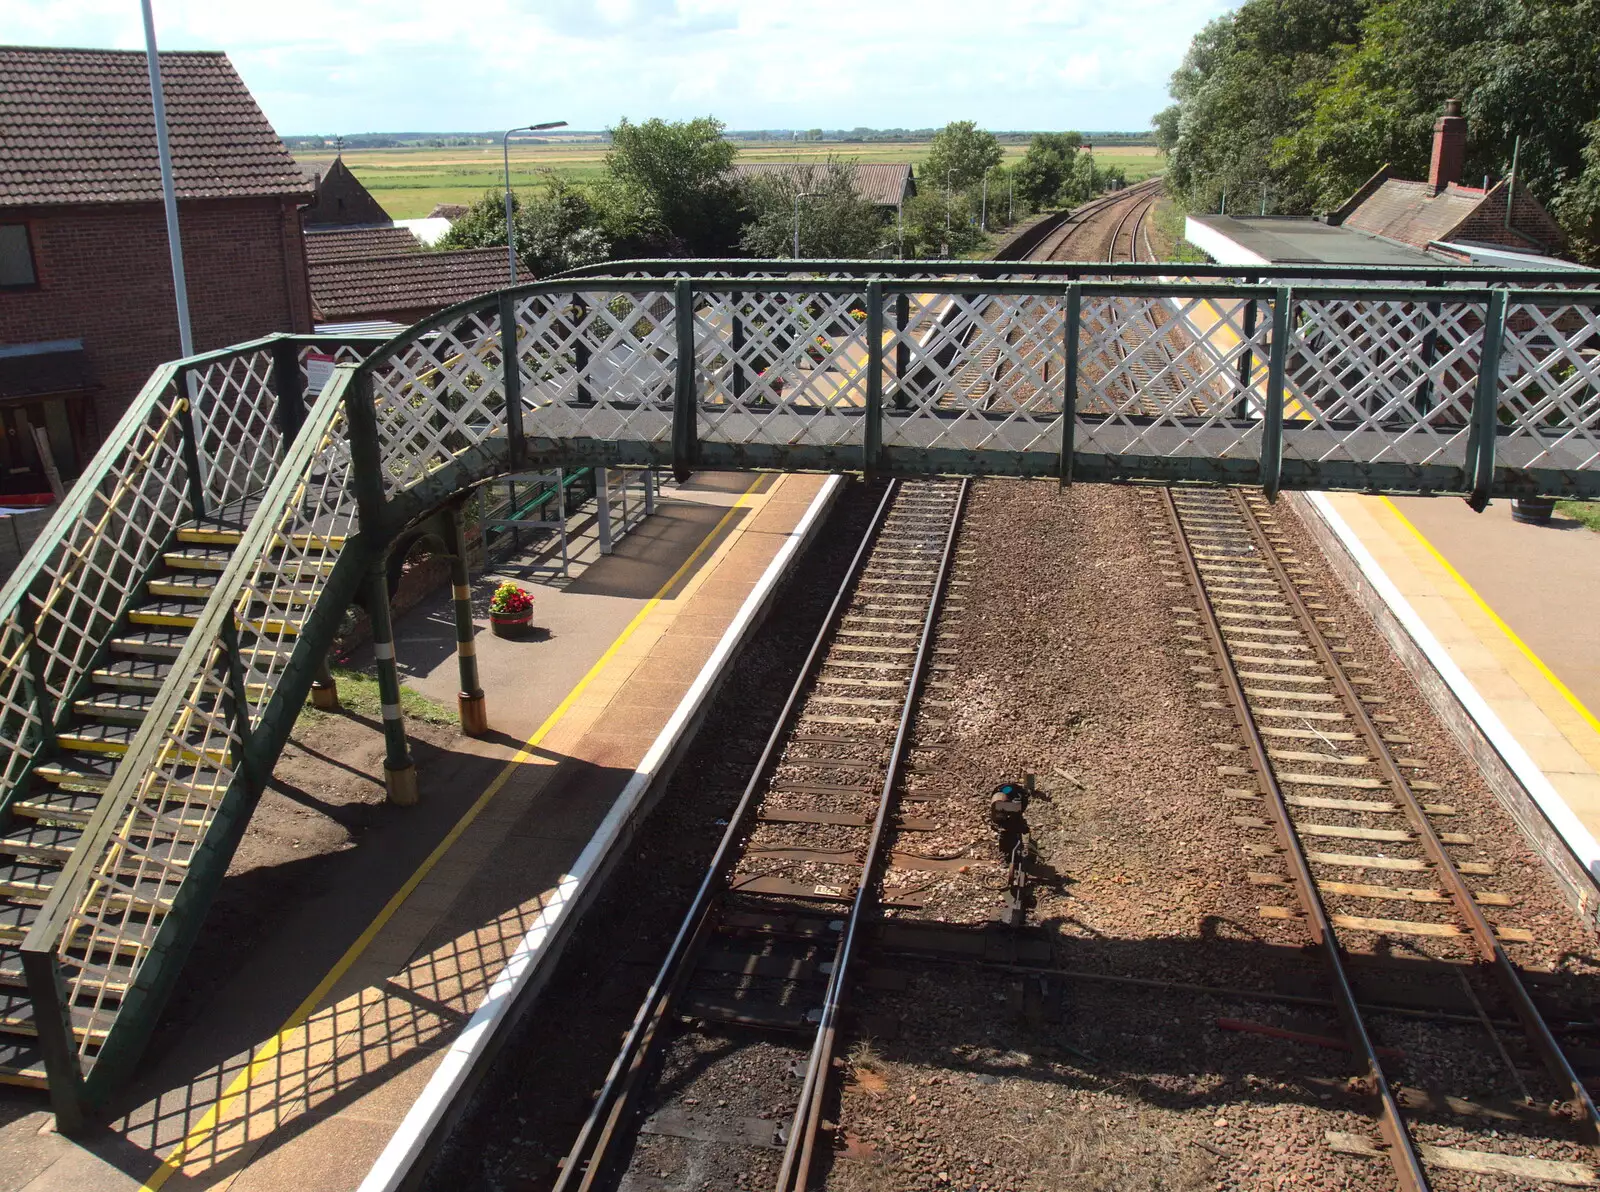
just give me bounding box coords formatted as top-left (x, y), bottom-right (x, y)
top-left (140, 0), bottom-right (192, 358)
top-left (502, 120), bottom-right (567, 285)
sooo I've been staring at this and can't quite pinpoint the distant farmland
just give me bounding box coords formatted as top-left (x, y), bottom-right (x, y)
top-left (295, 140), bottom-right (1167, 219)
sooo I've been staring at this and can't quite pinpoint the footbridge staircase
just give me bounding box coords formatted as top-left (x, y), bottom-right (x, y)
top-left (1, 259), bottom-right (1598, 1127)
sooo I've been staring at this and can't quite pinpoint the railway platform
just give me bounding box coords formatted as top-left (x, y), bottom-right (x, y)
top-left (0, 470), bottom-right (836, 1192)
top-left (1305, 492), bottom-right (1600, 890)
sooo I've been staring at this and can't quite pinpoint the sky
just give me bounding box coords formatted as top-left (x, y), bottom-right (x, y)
top-left (7, 0), bottom-right (1234, 137)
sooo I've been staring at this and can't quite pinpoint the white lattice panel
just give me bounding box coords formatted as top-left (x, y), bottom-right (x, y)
top-left (1280, 297), bottom-right (1480, 468)
top-left (1498, 299), bottom-right (1600, 472)
top-left (1074, 293), bottom-right (1270, 462)
top-left (190, 349), bottom-right (281, 513)
top-left (696, 292), bottom-right (871, 448)
top-left (516, 291), bottom-right (677, 446)
top-left (371, 308), bottom-right (505, 496)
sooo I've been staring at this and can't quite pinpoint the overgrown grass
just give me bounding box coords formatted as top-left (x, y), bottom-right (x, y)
top-left (1150, 196), bottom-right (1210, 264)
top-left (1556, 499), bottom-right (1600, 531)
top-left (297, 665), bottom-right (456, 729)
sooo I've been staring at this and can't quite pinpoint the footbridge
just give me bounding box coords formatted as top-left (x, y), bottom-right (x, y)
top-left (2, 258), bottom-right (1599, 1126)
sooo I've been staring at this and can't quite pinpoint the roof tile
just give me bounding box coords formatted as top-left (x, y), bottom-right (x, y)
top-left (0, 45), bottom-right (311, 206)
top-left (307, 249), bottom-right (512, 320)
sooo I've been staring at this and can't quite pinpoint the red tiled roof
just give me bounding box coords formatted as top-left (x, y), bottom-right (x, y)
top-left (1343, 179), bottom-right (1488, 250)
top-left (732, 161), bottom-right (915, 206)
top-left (308, 248), bottom-right (511, 320)
top-left (0, 46), bottom-right (310, 206)
top-left (303, 226), bottom-right (421, 264)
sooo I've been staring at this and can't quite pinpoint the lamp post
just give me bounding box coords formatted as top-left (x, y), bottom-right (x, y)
top-left (503, 120), bottom-right (568, 285)
top-left (140, 0), bottom-right (192, 358)
top-left (793, 190), bottom-right (820, 259)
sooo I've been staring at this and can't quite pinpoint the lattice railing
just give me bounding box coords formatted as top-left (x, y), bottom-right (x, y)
top-left (349, 277), bottom-right (1600, 501)
top-left (22, 365), bottom-right (363, 1085)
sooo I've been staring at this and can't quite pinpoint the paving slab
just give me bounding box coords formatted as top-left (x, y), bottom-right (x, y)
top-left (1319, 491), bottom-right (1600, 864)
top-left (0, 471), bottom-right (831, 1192)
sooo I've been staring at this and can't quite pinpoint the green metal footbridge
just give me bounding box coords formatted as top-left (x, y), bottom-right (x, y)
top-left (2, 258), bottom-right (1598, 1127)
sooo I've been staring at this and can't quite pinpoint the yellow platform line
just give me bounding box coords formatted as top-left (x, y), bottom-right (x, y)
top-left (1379, 495), bottom-right (1600, 739)
top-left (138, 475), bottom-right (765, 1191)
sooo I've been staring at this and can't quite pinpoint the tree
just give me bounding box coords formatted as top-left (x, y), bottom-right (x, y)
top-left (1161, 0), bottom-right (1366, 215)
top-left (898, 188), bottom-right (985, 259)
top-left (597, 116), bottom-right (742, 257)
top-left (1012, 132), bottom-right (1082, 209)
top-left (1280, 0), bottom-right (1600, 260)
top-left (924, 121), bottom-right (1004, 193)
top-left (1152, 105), bottom-right (1181, 154)
top-left (737, 160), bottom-right (888, 259)
top-left (437, 178), bottom-right (611, 277)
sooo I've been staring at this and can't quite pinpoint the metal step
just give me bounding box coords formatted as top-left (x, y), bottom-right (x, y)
top-left (0, 823), bottom-right (82, 863)
top-left (108, 628), bottom-right (189, 660)
top-left (55, 723), bottom-right (138, 756)
top-left (33, 754), bottom-right (119, 791)
top-left (72, 690), bottom-right (158, 725)
top-left (0, 947), bottom-right (23, 989)
top-left (0, 901), bottom-right (40, 944)
top-left (0, 1037), bottom-right (46, 1088)
top-left (92, 657), bottom-right (173, 692)
top-left (146, 572), bottom-right (220, 600)
top-left (0, 991), bottom-right (113, 1044)
top-left (163, 545), bottom-right (236, 572)
top-left (127, 599), bottom-right (207, 630)
top-left (12, 788), bottom-right (102, 826)
top-left (0, 858), bottom-right (59, 899)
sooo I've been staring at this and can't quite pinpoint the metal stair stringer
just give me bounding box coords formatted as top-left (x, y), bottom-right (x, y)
top-left (19, 365), bottom-right (378, 1129)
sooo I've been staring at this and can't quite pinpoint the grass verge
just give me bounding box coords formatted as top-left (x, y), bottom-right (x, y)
top-left (298, 665), bottom-right (456, 729)
top-left (1556, 500), bottom-right (1600, 532)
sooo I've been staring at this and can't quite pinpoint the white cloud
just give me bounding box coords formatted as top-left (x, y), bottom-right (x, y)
top-left (7, 0), bottom-right (1232, 134)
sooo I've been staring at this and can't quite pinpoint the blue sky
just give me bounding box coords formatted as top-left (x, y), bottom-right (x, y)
top-left (8, 0), bottom-right (1234, 136)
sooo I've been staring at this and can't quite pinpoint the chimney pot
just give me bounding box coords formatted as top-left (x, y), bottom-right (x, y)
top-left (1430, 98), bottom-right (1467, 191)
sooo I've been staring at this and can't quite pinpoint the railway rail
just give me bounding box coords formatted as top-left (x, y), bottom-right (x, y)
top-left (1161, 485), bottom-right (1600, 1190)
top-left (552, 478), bottom-right (968, 1192)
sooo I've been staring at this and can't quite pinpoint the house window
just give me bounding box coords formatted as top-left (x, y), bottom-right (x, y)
top-left (0, 225), bottom-right (37, 288)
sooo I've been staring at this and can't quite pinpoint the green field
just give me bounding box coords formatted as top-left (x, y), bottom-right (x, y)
top-left (296, 140), bottom-right (1167, 219)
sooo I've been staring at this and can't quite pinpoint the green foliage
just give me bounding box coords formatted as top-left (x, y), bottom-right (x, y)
top-left (1162, 0), bottom-right (1366, 215)
top-left (436, 178), bottom-right (610, 276)
top-left (598, 116), bottom-right (743, 256)
top-left (737, 159), bottom-right (889, 259)
top-left (924, 121), bottom-right (1005, 192)
top-left (1162, 0), bottom-right (1600, 262)
top-left (897, 188), bottom-right (986, 259)
top-left (1012, 132), bottom-right (1082, 209)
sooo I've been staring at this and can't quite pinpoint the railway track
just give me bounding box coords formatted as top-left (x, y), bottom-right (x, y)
top-left (1029, 177), bottom-right (1165, 264)
top-left (553, 478), bottom-right (968, 1192)
top-left (1161, 485), bottom-right (1600, 1190)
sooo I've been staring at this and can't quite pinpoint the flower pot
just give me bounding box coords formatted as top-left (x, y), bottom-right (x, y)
top-left (1511, 496), bottom-right (1555, 526)
top-left (490, 612), bottom-right (532, 638)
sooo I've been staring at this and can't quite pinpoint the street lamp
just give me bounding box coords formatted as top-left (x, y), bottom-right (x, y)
top-left (793, 190), bottom-right (820, 259)
top-left (503, 120), bottom-right (568, 285)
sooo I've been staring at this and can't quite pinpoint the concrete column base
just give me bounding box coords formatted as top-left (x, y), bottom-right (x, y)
top-left (458, 691), bottom-right (489, 737)
top-left (385, 763), bottom-right (419, 807)
top-left (310, 681), bottom-right (340, 711)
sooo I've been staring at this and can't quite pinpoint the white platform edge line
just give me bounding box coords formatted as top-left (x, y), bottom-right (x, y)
top-left (357, 473), bottom-right (846, 1192)
top-left (1304, 491), bottom-right (1600, 881)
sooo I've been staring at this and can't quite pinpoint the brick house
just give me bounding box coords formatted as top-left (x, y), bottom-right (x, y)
top-left (300, 155), bottom-right (393, 228)
top-left (1327, 99), bottom-right (1568, 260)
top-left (0, 46), bottom-right (314, 496)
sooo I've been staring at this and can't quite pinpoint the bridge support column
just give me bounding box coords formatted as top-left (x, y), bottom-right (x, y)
top-left (442, 502), bottom-right (488, 736)
top-left (365, 563), bottom-right (418, 806)
top-left (310, 653), bottom-right (340, 711)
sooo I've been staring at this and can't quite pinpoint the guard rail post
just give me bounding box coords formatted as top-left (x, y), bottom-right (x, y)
top-left (176, 366), bottom-right (209, 522)
top-left (1059, 283), bottom-right (1082, 486)
top-left (271, 337), bottom-right (307, 446)
top-left (1464, 288), bottom-right (1509, 512)
top-left (365, 559), bottom-right (417, 805)
top-left (499, 294), bottom-right (525, 471)
top-left (1261, 286), bottom-right (1291, 502)
top-left (443, 498), bottom-right (487, 736)
top-left (864, 281), bottom-right (884, 475)
top-left (672, 278), bottom-right (699, 482)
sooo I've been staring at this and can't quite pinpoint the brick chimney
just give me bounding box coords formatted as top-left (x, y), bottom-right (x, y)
top-left (1429, 98), bottom-right (1467, 191)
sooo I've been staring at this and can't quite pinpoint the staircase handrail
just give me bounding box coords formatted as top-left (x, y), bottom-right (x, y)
top-left (21, 363), bottom-right (365, 1104)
